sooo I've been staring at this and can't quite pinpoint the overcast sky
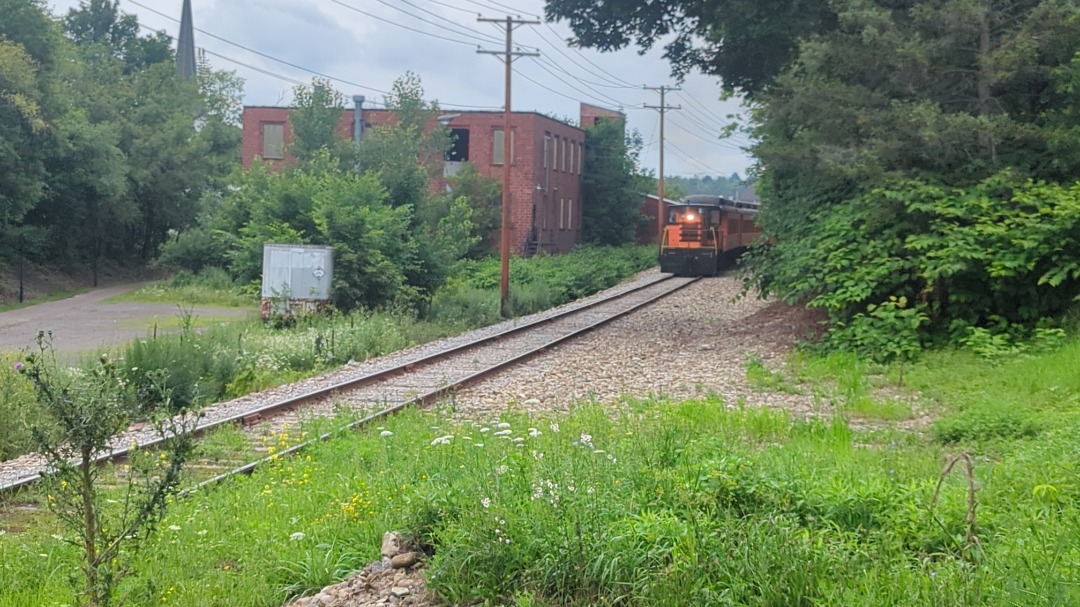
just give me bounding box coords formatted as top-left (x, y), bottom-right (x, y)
top-left (46, 0), bottom-right (754, 179)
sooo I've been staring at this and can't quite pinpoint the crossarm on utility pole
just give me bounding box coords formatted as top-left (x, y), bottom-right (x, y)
top-left (478, 15), bottom-right (540, 318)
top-left (644, 85), bottom-right (681, 253)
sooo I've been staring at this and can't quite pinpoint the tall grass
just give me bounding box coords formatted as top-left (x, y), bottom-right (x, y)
top-left (0, 354), bottom-right (48, 461)
top-left (108, 267), bottom-right (254, 308)
top-left (3, 380), bottom-right (1080, 606)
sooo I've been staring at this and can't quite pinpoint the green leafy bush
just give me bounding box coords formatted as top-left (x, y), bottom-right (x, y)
top-left (154, 228), bottom-right (230, 274)
top-left (747, 173), bottom-right (1080, 350)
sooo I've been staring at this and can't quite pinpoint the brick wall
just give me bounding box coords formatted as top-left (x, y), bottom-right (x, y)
top-left (580, 102), bottom-right (624, 128)
top-left (241, 106), bottom-right (591, 254)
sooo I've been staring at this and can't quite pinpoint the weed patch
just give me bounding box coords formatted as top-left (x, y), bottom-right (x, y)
top-left (6, 398), bottom-right (1080, 606)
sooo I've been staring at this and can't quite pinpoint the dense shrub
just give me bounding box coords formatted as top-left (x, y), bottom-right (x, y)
top-left (154, 228), bottom-right (230, 274)
top-left (747, 174), bottom-right (1080, 355)
top-left (464, 245), bottom-right (654, 300)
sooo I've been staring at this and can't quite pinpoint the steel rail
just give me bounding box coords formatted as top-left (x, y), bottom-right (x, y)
top-left (185, 275), bottom-right (698, 494)
top-left (1, 274), bottom-right (694, 497)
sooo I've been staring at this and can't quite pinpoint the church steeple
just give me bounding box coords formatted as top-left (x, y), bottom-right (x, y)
top-left (176, 0), bottom-right (196, 80)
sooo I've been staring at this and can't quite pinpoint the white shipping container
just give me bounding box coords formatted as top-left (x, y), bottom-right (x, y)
top-left (261, 244), bottom-right (334, 300)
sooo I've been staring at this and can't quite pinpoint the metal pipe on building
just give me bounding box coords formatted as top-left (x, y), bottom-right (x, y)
top-left (352, 95), bottom-right (365, 146)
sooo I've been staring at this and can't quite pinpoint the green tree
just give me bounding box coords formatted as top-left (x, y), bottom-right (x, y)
top-left (0, 39), bottom-right (49, 232)
top-left (544, 0), bottom-right (837, 96)
top-left (289, 77), bottom-right (355, 168)
top-left (0, 0), bottom-right (63, 246)
top-left (63, 0), bottom-right (172, 72)
top-left (445, 162), bottom-right (501, 257)
top-left (358, 72), bottom-right (451, 210)
top-left (581, 116), bottom-right (645, 245)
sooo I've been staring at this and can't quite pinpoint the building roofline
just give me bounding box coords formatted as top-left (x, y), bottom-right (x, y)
top-left (642, 193), bottom-right (682, 204)
top-left (242, 106), bottom-right (585, 133)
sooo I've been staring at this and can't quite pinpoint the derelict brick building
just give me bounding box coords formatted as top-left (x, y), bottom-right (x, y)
top-left (241, 102), bottom-right (622, 255)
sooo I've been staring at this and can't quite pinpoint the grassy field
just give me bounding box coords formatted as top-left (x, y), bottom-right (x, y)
top-left (105, 268), bottom-right (255, 308)
top-left (0, 288), bottom-right (89, 313)
top-left (2, 333), bottom-right (1079, 606)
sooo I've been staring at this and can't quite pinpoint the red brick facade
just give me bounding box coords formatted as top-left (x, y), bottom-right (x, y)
top-left (580, 102), bottom-right (624, 128)
top-left (241, 104), bottom-right (610, 255)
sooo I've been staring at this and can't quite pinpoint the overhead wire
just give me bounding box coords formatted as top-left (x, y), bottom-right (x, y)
top-left (666, 139), bottom-right (730, 174)
top-left (674, 90), bottom-right (727, 124)
top-left (528, 57), bottom-right (632, 108)
top-left (525, 26), bottom-right (641, 89)
top-left (667, 116), bottom-right (746, 151)
top-left (459, 0), bottom-right (541, 18)
top-left (544, 23), bottom-right (638, 88)
top-left (123, 0), bottom-right (499, 109)
top-left (371, 0), bottom-right (504, 46)
top-left (324, 0), bottom-right (483, 49)
top-left (426, 0), bottom-right (483, 16)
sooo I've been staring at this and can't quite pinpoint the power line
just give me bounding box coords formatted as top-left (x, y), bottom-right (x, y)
top-left (426, 0), bottom-right (482, 15)
top-left (512, 65), bottom-right (586, 104)
top-left (126, 0), bottom-right (389, 95)
top-left (667, 116), bottom-right (746, 151)
top-left (544, 23), bottom-right (638, 88)
top-left (372, 0), bottom-right (503, 46)
top-left (325, 0), bottom-right (483, 49)
top-left (123, 0), bottom-right (498, 110)
top-left (674, 90), bottom-right (727, 125)
top-left (462, 0), bottom-right (540, 19)
top-left (667, 139), bottom-right (728, 174)
top-left (526, 26), bottom-right (640, 90)
top-left (528, 57), bottom-right (630, 108)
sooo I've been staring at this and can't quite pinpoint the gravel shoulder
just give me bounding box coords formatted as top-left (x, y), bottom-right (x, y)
top-left (446, 274), bottom-right (825, 420)
top-left (0, 283), bottom-right (252, 357)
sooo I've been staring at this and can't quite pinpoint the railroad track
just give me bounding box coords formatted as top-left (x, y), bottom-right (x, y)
top-left (0, 274), bottom-right (697, 502)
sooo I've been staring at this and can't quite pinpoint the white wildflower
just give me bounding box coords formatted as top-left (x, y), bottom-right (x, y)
top-left (495, 465), bottom-right (509, 475)
top-left (481, 497), bottom-right (491, 508)
top-left (168, 525), bottom-right (181, 532)
top-left (496, 422), bottom-right (511, 429)
top-left (430, 435), bottom-right (454, 446)
top-left (380, 430), bottom-right (393, 437)
top-left (512, 437), bottom-right (525, 443)
top-left (528, 428), bottom-right (542, 437)
top-left (289, 532), bottom-right (306, 542)
top-left (480, 427), bottom-right (490, 433)
top-left (493, 429), bottom-right (512, 437)
top-left (549, 422), bottom-right (560, 433)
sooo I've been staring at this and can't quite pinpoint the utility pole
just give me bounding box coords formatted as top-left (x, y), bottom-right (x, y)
top-left (644, 85), bottom-right (681, 251)
top-left (478, 15), bottom-right (539, 318)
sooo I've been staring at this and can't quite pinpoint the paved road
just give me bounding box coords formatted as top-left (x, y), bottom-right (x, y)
top-left (0, 283), bottom-right (253, 359)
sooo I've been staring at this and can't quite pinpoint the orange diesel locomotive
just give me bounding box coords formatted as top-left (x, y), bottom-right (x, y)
top-left (659, 195), bottom-right (762, 276)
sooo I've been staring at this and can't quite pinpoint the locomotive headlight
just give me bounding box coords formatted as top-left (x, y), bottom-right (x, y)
top-left (685, 213), bottom-right (696, 222)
